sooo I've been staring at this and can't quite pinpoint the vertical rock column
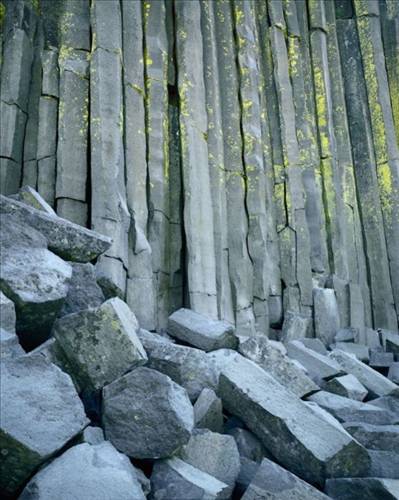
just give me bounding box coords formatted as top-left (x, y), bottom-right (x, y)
top-left (234, 0), bottom-right (270, 334)
top-left (91, 0), bottom-right (129, 297)
top-left (56, 0), bottom-right (90, 226)
top-left (175, 0), bottom-right (218, 320)
top-left (143, 0), bottom-right (171, 329)
top-left (214, 0), bottom-right (255, 335)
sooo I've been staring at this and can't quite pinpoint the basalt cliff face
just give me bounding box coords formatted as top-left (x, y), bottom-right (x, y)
top-left (1, 0), bottom-right (399, 336)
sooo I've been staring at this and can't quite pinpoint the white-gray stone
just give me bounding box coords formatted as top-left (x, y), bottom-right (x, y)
top-left (324, 374), bottom-right (368, 401)
top-left (313, 288), bottom-right (340, 346)
top-left (194, 388), bottom-right (223, 433)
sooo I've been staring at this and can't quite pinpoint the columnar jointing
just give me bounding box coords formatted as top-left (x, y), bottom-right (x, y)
top-left (0, 0), bottom-right (398, 333)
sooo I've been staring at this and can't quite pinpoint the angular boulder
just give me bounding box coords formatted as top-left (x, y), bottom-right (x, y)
top-left (218, 354), bottom-right (370, 486)
top-left (0, 291), bottom-right (16, 332)
top-left (0, 355), bottom-right (88, 496)
top-left (330, 349), bottom-right (399, 397)
top-left (0, 215), bottom-right (72, 349)
top-left (325, 478), bottom-right (399, 500)
top-left (19, 442), bottom-right (145, 500)
top-left (227, 428), bottom-right (267, 463)
top-left (324, 374), bottom-right (368, 401)
top-left (343, 422), bottom-right (399, 452)
top-left (381, 329), bottom-right (399, 361)
top-left (298, 337), bottom-right (328, 355)
top-left (239, 336), bottom-right (319, 397)
top-left (332, 342), bottom-right (370, 362)
top-left (368, 450), bottom-right (399, 479)
top-left (281, 310), bottom-right (312, 342)
top-left (167, 308), bottom-right (237, 352)
top-left (150, 457), bottom-right (230, 500)
top-left (194, 388), bottom-right (224, 433)
top-left (11, 185), bottom-right (56, 214)
top-left (388, 363), bottom-right (399, 384)
top-left (242, 458), bottom-right (330, 500)
top-left (0, 195), bottom-right (112, 262)
top-left (313, 288), bottom-right (340, 346)
top-left (103, 367), bottom-right (194, 459)
top-left (53, 297), bottom-right (147, 391)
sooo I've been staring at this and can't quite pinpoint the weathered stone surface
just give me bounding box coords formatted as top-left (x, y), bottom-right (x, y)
top-left (0, 328), bottom-right (25, 359)
top-left (0, 354), bottom-right (88, 495)
top-left (325, 478), bottom-right (399, 500)
top-left (59, 262), bottom-right (105, 317)
top-left (343, 422), bottom-right (399, 452)
top-left (388, 363), bottom-right (399, 384)
top-left (281, 310), bottom-right (312, 342)
top-left (239, 336), bottom-right (319, 397)
top-left (242, 457), bottom-right (330, 500)
top-left (330, 349), bottom-right (399, 397)
top-left (179, 429), bottom-right (240, 493)
top-left (0, 290), bottom-right (16, 332)
top-left (307, 391), bottom-right (399, 425)
top-left (368, 450), bottom-right (399, 479)
top-left (286, 340), bottom-right (343, 381)
top-left (103, 367), bottom-right (194, 459)
top-left (81, 426), bottom-right (105, 446)
top-left (138, 329), bottom-right (218, 401)
top-left (382, 330), bottom-right (399, 361)
top-left (370, 349), bottom-right (394, 369)
top-left (168, 308), bottom-right (237, 352)
top-left (218, 354), bottom-right (370, 485)
top-left (235, 458), bottom-right (259, 498)
top-left (56, 198), bottom-right (88, 227)
top-left (368, 395), bottom-right (399, 415)
top-left (0, 214), bottom-right (72, 349)
top-left (313, 288), bottom-right (340, 346)
top-left (227, 428), bottom-right (267, 463)
top-left (298, 338), bottom-right (328, 355)
top-left (332, 342), bottom-right (370, 362)
top-left (19, 442), bottom-right (145, 500)
top-left (324, 374), bottom-right (368, 401)
top-left (0, 195), bottom-right (112, 262)
top-left (12, 185), bottom-right (56, 214)
top-left (150, 457), bottom-right (230, 500)
top-left (194, 388), bottom-right (223, 433)
top-left (53, 298), bottom-right (147, 391)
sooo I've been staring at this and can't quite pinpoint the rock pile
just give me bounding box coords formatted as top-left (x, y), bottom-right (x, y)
top-left (1, 190), bottom-right (399, 499)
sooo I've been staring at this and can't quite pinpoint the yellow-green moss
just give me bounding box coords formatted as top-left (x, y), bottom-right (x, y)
top-left (0, 1), bottom-right (6, 26)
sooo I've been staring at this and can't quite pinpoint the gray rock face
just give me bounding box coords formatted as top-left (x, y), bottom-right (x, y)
top-left (194, 388), bottom-right (224, 433)
top-left (103, 367), bottom-right (194, 459)
top-left (227, 428), bottom-right (267, 463)
top-left (297, 337), bottom-right (328, 355)
top-left (11, 185), bottom-right (56, 214)
top-left (343, 422), bottom-right (399, 452)
top-left (370, 350), bottom-right (394, 369)
top-left (53, 298), bottom-right (147, 391)
top-left (325, 478), bottom-right (399, 500)
top-left (139, 329), bottom-right (218, 401)
top-left (59, 262), bottom-right (105, 317)
top-left (0, 291), bottom-right (16, 332)
top-left (324, 374), bottom-right (368, 401)
top-left (150, 457), bottom-right (230, 500)
top-left (382, 330), bottom-right (399, 361)
top-left (236, 458), bottom-right (259, 497)
top-left (313, 288), bottom-right (340, 346)
top-left (368, 450), bottom-right (399, 479)
top-left (0, 195), bottom-right (112, 262)
top-left (167, 308), bottom-right (237, 352)
top-left (388, 363), bottom-right (399, 384)
top-left (218, 354), bottom-right (370, 485)
top-left (179, 429), bottom-right (240, 493)
top-left (19, 442), bottom-right (145, 500)
top-left (0, 215), bottom-right (72, 349)
top-left (330, 349), bottom-right (399, 397)
top-left (0, 354), bottom-right (88, 496)
top-left (242, 458), bottom-right (330, 500)
top-left (0, 328), bottom-right (24, 359)
top-left (239, 336), bottom-right (319, 397)
top-left (332, 342), bottom-right (370, 362)
top-left (81, 426), bottom-right (105, 446)
top-left (281, 310), bottom-right (312, 342)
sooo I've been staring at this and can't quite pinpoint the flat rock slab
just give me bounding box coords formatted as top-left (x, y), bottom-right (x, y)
top-left (167, 308), bottom-right (237, 352)
top-left (194, 388), bottom-right (224, 433)
top-left (180, 429), bottom-right (240, 492)
top-left (0, 215), bottom-right (72, 349)
top-left (298, 338), bottom-right (328, 355)
top-left (0, 355), bottom-right (88, 495)
top-left (0, 328), bottom-right (24, 359)
top-left (150, 457), bottom-right (230, 500)
top-left (19, 443), bottom-right (145, 500)
top-left (139, 329), bottom-right (218, 401)
top-left (242, 457), bottom-right (330, 500)
top-left (343, 422), bottom-right (399, 452)
top-left (324, 374), bottom-right (368, 401)
top-left (330, 349), bottom-right (399, 397)
top-left (103, 367), bottom-right (194, 459)
top-left (307, 391), bottom-right (399, 425)
top-left (0, 291), bottom-right (16, 332)
top-left (218, 354), bottom-right (370, 486)
top-left (332, 342), bottom-right (369, 362)
top-left (0, 195), bottom-right (112, 262)
top-left (54, 297), bottom-right (147, 391)
top-left (325, 478), bottom-right (399, 500)
top-left (239, 336), bottom-right (319, 397)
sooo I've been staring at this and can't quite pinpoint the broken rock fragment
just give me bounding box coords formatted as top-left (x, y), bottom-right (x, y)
top-left (324, 374), bottom-right (368, 401)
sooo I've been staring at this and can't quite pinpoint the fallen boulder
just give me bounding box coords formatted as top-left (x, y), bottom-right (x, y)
top-left (167, 308), bottom-right (237, 352)
top-left (103, 367), bottom-right (194, 459)
top-left (368, 450), bottom-right (399, 479)
top-left (226, 427), bottom-right (267, 463)
top-left (381, 329), bottom-right (399, 361)
top-left (53, 297), bottom-right (147, 391)
top-left (343, 422), bottom-right (399, 452)
top-left (332, 342), bottom-right (369, 362)
top-left (194, 388), bottom-right (224, 433)
top-left (281, 310), bottom-right (312, 342)
top-left (0, 354), bottom-right (88, 496)
top-left (19, 442), bottom-right (145, 500)
top-left (388, 363), bottom-right (399, 384)
top-left (325, 478), bottom-right (399, 500)
top-left (324, 374), bottom-right (368, 401)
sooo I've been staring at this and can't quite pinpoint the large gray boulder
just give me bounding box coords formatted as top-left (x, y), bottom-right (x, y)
top-left (330, 349), bottom-right (399, 397)
top-left (194, 388), bottom-right (224, 433)
top-left (382, 330), bottom-right (399, 361)
top-left (138, 329), bottom-right (218, 401)
top-left (167, 308), bottom-right (237, 352)
top-left (324, 374), bottom-right (368, 401)
top-left (150, 457), bottom-right (230, 500)
top-left (19, 442), bottom-right (145, 500)
top-left (239, 336), bottom-right (319, 397)
top-left (103, 367), bottom-right (194, 459)
top-left (218, 354), bottom-right (370, 485)
top-left (226, 428), bottom-right (267, 463)
top-left (11, 185), bottom-right (56, 214)
top-left (332, 342), bottom-right (370, 362)
top-left (53, 298), bottom-right (147, 391)
top-left (343, 422), bottom-right (399, 452)
top-left (179, 429), bottom-right (240, 493)
top-left (325, 478), bottom-right (399, 499)
top-left (242, 457), bottom-right (330, 499)
top-left (389, 363), bottom-right (399, 384)
top-left (281, 310), bottom-right (312, 342)
top-left (0, 355), bottom-right (88, 496)
top-left (0, 195), bottom-right (112, 262)
top-left (0, 291), bottom-right (16, 332)
top-left (0, 215), bottom-right (72, 349)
